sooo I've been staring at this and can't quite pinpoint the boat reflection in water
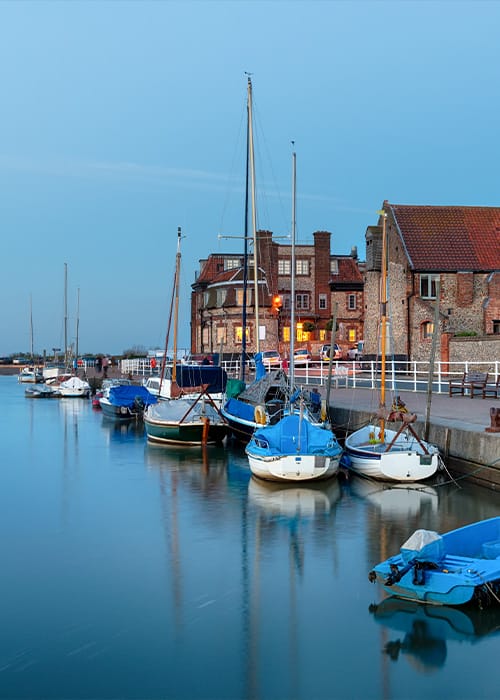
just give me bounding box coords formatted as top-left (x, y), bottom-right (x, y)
top-left (370, 596), bottom-right (500, 673)
top-left (348, 474), bottom-right (439, 520)
top-left (248, 476), bottom-right (341, 520)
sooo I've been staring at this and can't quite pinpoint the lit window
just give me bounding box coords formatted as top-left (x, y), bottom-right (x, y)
top-left (216, 327), bottom-right (226, 344)
top-left (348, 329), bottom-right (356, 342)
top-left (235, 326), bottom-right (250, 344)
top-left (236, 289), bottom-right (251, 306)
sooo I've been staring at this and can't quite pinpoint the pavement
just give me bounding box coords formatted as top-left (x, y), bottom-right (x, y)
top-left (326, 385), bottom-right (499, 434)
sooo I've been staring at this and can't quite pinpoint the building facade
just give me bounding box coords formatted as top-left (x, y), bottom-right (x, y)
top-left (365, 202), bottom-right (500, 362)
top-left (190, 230), bottom-right (364, 358)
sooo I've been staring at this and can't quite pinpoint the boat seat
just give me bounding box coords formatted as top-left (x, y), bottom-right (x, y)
top-left (482, 541), bottom-right (500, 559)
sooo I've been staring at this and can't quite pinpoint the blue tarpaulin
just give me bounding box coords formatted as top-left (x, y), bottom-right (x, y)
top-left (108, 385), bottom-right (157, 408)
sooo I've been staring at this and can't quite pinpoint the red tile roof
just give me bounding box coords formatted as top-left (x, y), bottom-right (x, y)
top-left (388, 204), bottom-right (500, 271)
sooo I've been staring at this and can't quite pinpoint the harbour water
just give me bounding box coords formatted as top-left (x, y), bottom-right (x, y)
top-left (2, 375), bottom-right (499, 700)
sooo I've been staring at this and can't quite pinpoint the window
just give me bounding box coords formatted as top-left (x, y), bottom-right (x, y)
top-left (493, 320), bottom-right (500, 335)
top-left (319, 293), bottom-right (327, 310)
top-left (296, 259), bottom-right (309, 276)
top-left (216, 289), bottom-right (227, 306)
top-left (330, 260), bottom-right (338, 274)
top-left (296, 293), bottom-right (310, 310)
top-left (224, 258), bottom-right (240, 271)
top-left (278, 259), bottom-right (291, 275)
top-left (216, 327), bottom-right (226, 344)
top-left (421, 321), bottom-right (434, 339)
top-left (347, 294), bottom-right (356, 310)
top-left (282, 326), bottom-right (290, 343)
top-left (420, 274), bottom-right (439, 299)
top-left (236, 289), bottom-right (251, 306)
top-left (319, 329), bottom-right (327, 341)
top-left (296, 323), bottom-right (310, 342)
top-left (348, 329), bottom-right (356, 342)
top-left (235, 326), bottom-right (250, 344)
top-left (282, 294), bottom-right (291, 310)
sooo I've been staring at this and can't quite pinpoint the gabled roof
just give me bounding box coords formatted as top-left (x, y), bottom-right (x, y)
top-left (329, 257), bottom-right (364, 289)
top-left (388, 203), bottom-right (500, 272)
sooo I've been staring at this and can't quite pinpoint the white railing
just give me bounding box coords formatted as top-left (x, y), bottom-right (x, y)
top-left (120, 358), bottom-right (499, 394)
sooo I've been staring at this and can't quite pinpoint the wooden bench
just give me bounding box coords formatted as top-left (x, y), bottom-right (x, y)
top-left (448, 371), bottom-right (489, 399)
top-left (483, 376), bottom-right (500, 400)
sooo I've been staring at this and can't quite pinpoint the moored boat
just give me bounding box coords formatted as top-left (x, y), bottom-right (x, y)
top-left (18, 366), bottom-right (44, 383)
top-left (144, 396), bottom-right (228, 446)
top-left (58, 376), bottom-right (91, 398)
top-left (99, 384), bottom-right (157, 420)
top-left (368, 516), bottom-right (500, 607)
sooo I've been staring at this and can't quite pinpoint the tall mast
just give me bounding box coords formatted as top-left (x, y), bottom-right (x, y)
top-left (30, 294), bottom-right (34, 361)
top-left (75, 287), bottom-right (80, 362)
top-left (379, 210), bottom-right (388, 441)
top-left (64, 262), bottom-right (68, 367)
top-left (290, 147), bottom-right (296, 392)
top-left (240, 78), bottom-right (251, 382)
top-left (247, 77), bottom-right (260, 353)
top-left (172, 227), bottom-right (182, 383)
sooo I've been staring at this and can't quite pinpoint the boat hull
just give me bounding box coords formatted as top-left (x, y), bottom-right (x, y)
top-left (99, 398), bottom-right (142, 421)
top-left (369, 517), bottom-right (500, 607)
top-left (144, 415), bottom-right (227, 446)
top-left (246, 451), bottom-right (340, 482)
top-left (344, 424), bottom-right (439, 482)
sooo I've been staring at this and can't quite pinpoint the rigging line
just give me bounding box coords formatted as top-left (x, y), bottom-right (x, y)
top-left (250, 100), bottom-right (289, 233)
top-left (218, 100), bottom-right (247, 237)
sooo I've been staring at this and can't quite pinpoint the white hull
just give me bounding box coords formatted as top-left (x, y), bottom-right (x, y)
top-left (344, 424), bottom-right (439, 482)
top-left (246, 451), bottom-right (340, 483)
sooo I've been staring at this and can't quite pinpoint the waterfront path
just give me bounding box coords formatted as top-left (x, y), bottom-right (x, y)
top-left (326, 385), bottom-right (500, 490)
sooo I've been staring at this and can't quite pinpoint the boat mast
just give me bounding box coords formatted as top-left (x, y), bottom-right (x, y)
top-left (64, 262), bottom-right (68, 367)
top-left (240, 78), bottom-right (251, 382)
top-left (379, 210), bottom-right (388, 442)
top-left (247, 77), bottom-right (260, 354)
top-left (172, 227), bottom-right (182, 384)
top-left (75, 287), bottom-right (80, 363)
top-left (290, 146), bottom-right (296, 392)
top-left (29, 294), bottom-right (34, 362)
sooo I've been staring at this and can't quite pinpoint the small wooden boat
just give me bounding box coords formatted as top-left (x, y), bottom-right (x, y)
top-left (144, 396), bottom-right (228, 446)
top-left (368, 517), bottom-right (500, 607)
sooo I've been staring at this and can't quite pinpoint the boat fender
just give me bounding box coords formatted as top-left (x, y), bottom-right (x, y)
top-left (120, 406), bottom-right (128, 415)
top-left (320, 399), bottom-right (327, 422)
top-left (254, 405), bottom-right (267, 425)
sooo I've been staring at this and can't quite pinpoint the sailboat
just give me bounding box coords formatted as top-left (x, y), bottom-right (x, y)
top-left (221, 77), bottom-right (300, 443)
top-left (244, 149), bottom-right (342, 482)
top-left (18, 296), bottom-right (43, 383)
top-left (143, 228), bottom-right (229, 446)
top-left (344, 209), bottom-right (439, 482)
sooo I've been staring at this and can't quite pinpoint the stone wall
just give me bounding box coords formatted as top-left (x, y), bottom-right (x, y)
top-left (449, 335), bottom-right (500, 365)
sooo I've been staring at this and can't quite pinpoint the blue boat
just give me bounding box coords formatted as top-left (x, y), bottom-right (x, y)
top-left (369, 517), bottom-right (500, 607)
top-left (99, 384), bottom-right (157, 420)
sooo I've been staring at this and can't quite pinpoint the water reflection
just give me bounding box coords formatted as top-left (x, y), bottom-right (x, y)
top-left (348, 474), bottom-right (439, 520)
top-left (370, 597), bottom-right (500, 673)
top-left (248, 476), bottom-right (341, 519)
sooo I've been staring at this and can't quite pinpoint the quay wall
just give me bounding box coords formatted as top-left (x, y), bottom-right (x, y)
top-left (330, 405), bottom-right (500, 492)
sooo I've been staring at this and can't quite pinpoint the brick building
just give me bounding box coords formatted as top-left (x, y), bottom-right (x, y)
top-left (190, 230), bottom-right (364, 358)
top-left (365, 202), bottom-right (500, 362)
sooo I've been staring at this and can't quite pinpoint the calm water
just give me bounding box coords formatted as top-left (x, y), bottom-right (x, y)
top-left (1, 375), bottom-right (499, 700)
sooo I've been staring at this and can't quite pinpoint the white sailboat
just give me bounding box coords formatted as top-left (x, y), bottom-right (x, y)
top-left (344, 209), bottom-right (439, 482)
top-left (245, 149), bottom-right (342, 482)
top-left (18, 296), bottom-right (43, 383)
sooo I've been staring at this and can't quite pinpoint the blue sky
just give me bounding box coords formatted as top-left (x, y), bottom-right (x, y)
top-left (1, 0), bottom-right (499, 356)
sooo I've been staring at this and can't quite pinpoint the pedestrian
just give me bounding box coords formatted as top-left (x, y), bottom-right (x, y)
top-left (96, 356), bottom-right (102, 373)
top-left (150, 357), bottom-right (157, 374)
top-left (102, 356), bottom-right (109, 378)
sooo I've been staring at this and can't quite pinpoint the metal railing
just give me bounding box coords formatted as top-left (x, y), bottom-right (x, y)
top-left (120, 357), bottom-right (499, 393)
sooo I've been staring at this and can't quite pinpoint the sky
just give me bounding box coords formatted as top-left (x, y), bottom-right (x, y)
top-left (1, 0), bottom-right (499, 357)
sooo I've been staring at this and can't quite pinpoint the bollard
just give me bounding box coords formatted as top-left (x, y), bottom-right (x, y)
top-left (485, 407), bottom-right (500, 433)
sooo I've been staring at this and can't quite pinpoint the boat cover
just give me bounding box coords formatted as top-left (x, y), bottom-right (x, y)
top-left (60, 376), bottom-right (90, 390)
top-left (175, 365), bottom-right (227, 393)
top-left (252, 413), bottom-right (340, 457)
top-left (224, 397), bottom-right (256, 422)
top-left (400, 529), bottom-right (445, 565)
top-left (147, 398), bottom-right (222, 422)
top-left (108, 385), bottom-right (157, 408)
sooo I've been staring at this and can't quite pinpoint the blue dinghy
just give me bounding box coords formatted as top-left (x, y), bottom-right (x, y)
top-left (368, 517), bottom-right (500, 607)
